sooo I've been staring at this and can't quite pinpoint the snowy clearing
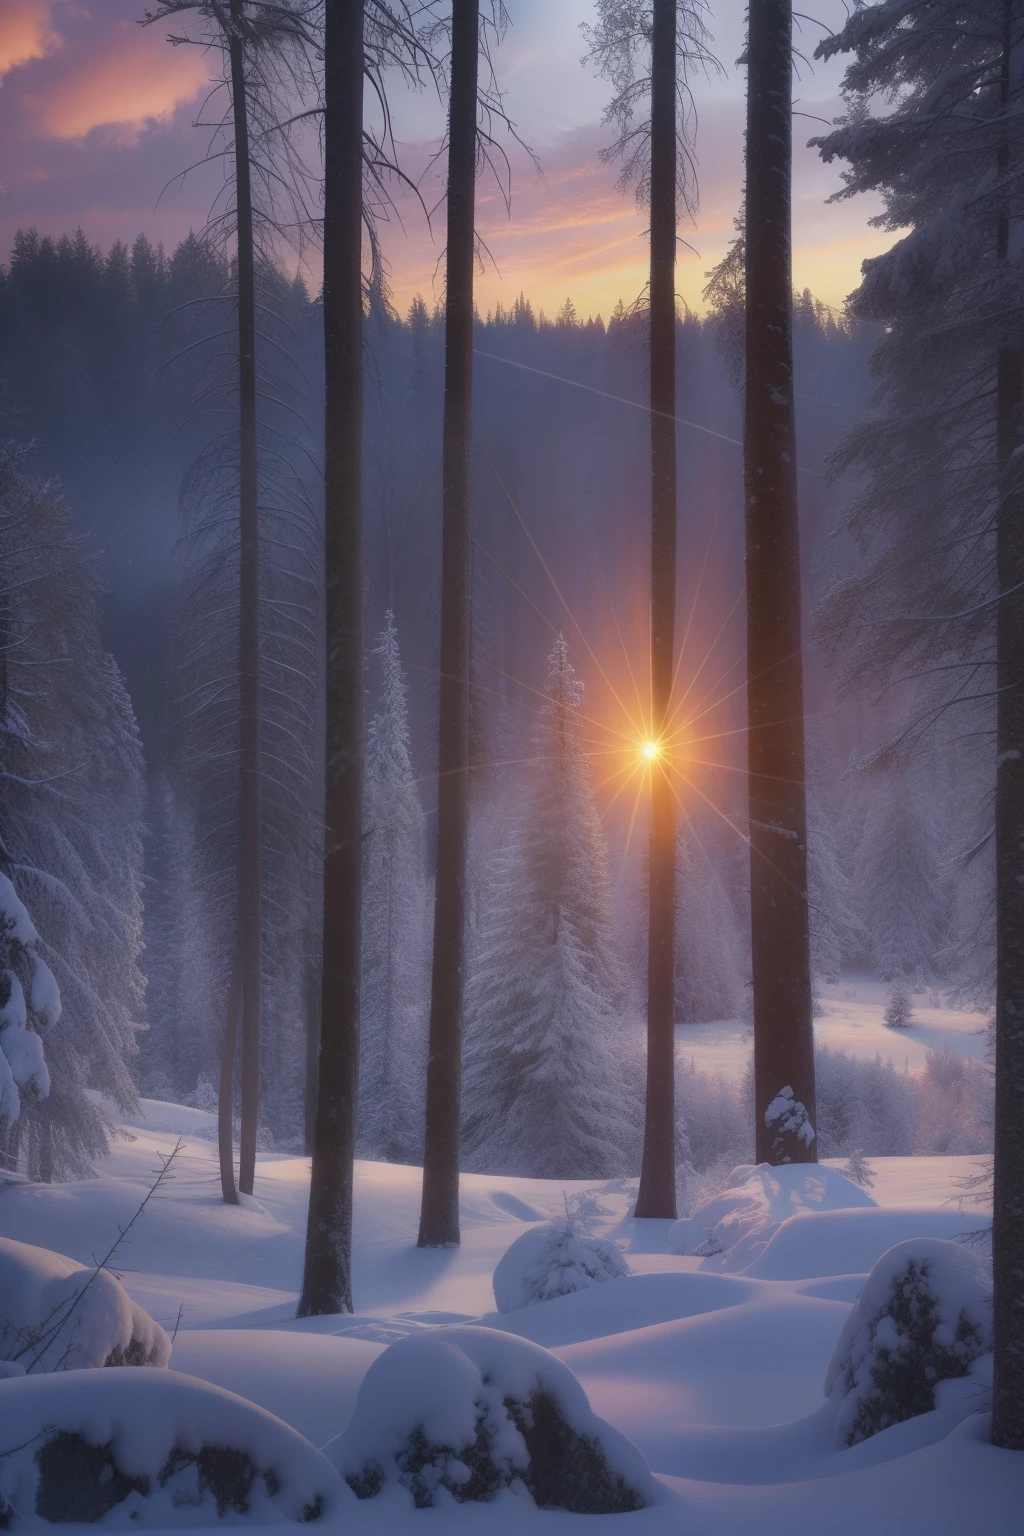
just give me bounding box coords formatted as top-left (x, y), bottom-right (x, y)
top-left (676, 973), bottom-right (989, 1083)
top-left (0, 1099), bottom-right (1013, 1532)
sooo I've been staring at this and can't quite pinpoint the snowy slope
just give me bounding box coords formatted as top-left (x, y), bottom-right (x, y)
top-left (0, 1106), bottom-right (1014, 1533)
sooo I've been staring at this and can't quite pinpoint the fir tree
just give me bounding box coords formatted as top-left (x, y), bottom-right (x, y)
top-left (462, 637), bottom-right (637, 1180)
top-left (885, 977), bottom-right (913, 1031)
top-left (359, 615), bottom-right (427, 1162)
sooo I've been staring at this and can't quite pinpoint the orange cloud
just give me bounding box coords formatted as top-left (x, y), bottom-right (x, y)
top-left (27, 23), bottom-right (211, 141)
top-left (0, 1), bottom-right (59, 78)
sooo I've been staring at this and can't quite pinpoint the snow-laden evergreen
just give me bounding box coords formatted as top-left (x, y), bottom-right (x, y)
top-left (0, 875), bottom-right (53, 1132)
top-left (854, 771), bottom-right (944, 981)
top-left (0, 446), bottom-right (144, 1181)
top-left (462, 637), bottom-right (637, 1179)
top-left (358, 614), bottom-right (427, 1162)
top-left (885, 976), bottom-right (913, 1030)
top-left (825, 1238), bottom-right (992, 1446)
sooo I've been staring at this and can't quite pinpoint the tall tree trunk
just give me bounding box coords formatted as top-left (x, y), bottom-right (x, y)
top-left (218, 939), bottom-right (242, 1205)
top-left (303, 932), bottom-right (321, 1158)
top-left (417, 0), bottom-right (478, 1249)
top-left (991, 0), bottom-right (1024, 1453)
top-left (744, 0), bottom-right (816, 1166)
top-left (228, 0), bottom-right (263, 1198)
top-left (635, 0), bottom-right (678, 1220)
top-left (298, 0), bottom-right (364, 1317)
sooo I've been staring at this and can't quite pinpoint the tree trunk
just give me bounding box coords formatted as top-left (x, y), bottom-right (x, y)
top-left (298, 0), bottom-right (364, 1317)
top-left (417, 0), bottom-right (479, 1249)
top-left (218, 938), bottom-right (242, 1205)
top-left (991, 0), bottom-right (1024, 1453)
top-left (743, 0), bottom-right (816, 1166)
top-left (228, 1), bottom-right (263, 1198)
top-left (302, 933), bottom-right (321, 1158)
top-left (635, 0), bottom-right (678, 1220)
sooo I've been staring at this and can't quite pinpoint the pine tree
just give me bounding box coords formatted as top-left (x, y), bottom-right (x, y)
top-left (462, 638), bottom-right (637, 1180)
top-left (359, 615), bottom-right (427, 1161)
top-left (812, 0), bottom-right (1024, 1443)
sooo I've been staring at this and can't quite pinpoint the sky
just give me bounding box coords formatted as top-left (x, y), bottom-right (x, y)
top-left (0, 0), bottom-right (896, 320)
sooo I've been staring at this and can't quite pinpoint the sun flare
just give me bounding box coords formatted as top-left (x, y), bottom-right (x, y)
top-left (640, 739), bottom-right (661, 762)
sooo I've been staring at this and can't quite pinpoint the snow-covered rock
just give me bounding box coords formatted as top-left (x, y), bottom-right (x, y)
top-left (0, 1236), bottom-right (170, 1374)
top-left (0, 1368), bottom-right (346, 1525)
top-left (667, 1162), bottom-right (876, 1271)
top-left (326, 1324), bottom-right (656, 1512)
top-left (824, 1238), bottom-right (992, 1446)
top-left (492, 1218), bottom-right (629, 1313)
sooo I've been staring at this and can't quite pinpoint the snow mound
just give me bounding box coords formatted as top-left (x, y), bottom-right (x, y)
top-left (326, 1324), bottom-right (656, 1512)
top-left (493, 1219), bottom-right (629, 1313)
top-left (0, 1368), bottom-right (347, 1525)
top-left (824, 1238), bottom-right (992, 1446)
top-left (667, 1162), bottom-right (876, 1271)
top-left (0, 1236), bottom-right (170, 1374)
top-left (745, 1206), bottom-right (987, 1281)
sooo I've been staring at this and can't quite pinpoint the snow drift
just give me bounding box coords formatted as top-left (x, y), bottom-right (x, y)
top-left (0, 1236), bottom-right (170, 1374)
top-left (492, 1218), bottom-right (629, 1313)
top-left (326, 1324), bottom-right (656, 1512)
top-left (824, 1237), bottom-right (992, 1446)
top-left (0, 1368), bottom-right (346, 1525)
top-left (667, 1162), bottom-right (876, 1271)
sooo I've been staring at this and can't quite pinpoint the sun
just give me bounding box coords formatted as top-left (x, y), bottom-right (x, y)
top-left (640, 739), bottom-right (661, 762)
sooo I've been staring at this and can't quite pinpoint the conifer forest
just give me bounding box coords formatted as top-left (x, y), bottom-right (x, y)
top-left (0, 2), bottom-right (1021, 1529)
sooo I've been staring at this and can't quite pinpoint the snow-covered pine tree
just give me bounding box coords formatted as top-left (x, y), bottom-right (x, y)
top-left (884, 977), bottom-right (913, 1031)
top-left (462, 637), bottom-right (637, 1179)
top-left (358, 614), bottom-right (427, 1162)
top-left (675, 822), bottom-right (743, 1024)
top-left (0, 445), bottom-right (145, 1180)
top-left (854, 772), bottom-right (944, 981)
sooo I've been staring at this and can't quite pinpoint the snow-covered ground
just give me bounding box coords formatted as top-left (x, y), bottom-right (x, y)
top-left (0, 1087), bottom-right (1014, 1533)
top-left (676, 972), bottom-right (989, 1082)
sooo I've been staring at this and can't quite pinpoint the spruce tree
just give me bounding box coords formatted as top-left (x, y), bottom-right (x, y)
top-left (462, 638), bottom-right (636, 1180)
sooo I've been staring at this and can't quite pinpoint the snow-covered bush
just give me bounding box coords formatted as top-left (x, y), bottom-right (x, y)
top-left (668, 1162), bottom-right (876, 1271)
top-left (492, 1218), bottom-right (629, 1314)
top-left (0, 1236), bottom-right (170, 1374)
top-left (824, 1238), bottom-right (992, 1447)
top-left (0, 1368), bottom-right (345, 1525)
top-left (327, 1326), bottom-right (654, 1513)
